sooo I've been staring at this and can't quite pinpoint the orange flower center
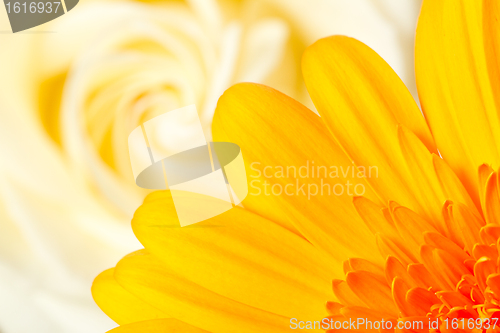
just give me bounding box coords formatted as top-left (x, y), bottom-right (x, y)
top-left (327, 183), bottom-right (500, 332)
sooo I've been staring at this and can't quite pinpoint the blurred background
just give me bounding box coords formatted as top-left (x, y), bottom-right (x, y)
top-left (0, 0), bottom-right (421, 332)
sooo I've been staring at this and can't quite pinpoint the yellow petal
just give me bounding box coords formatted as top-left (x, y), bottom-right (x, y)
top-left (472, 244), bottom-right (497, 262)
top-left (480, 223), bottom-right (500, 245)
top-left (352, 196), bottom-right (398, 238)
top-left (133, 191), bottom-right (335, 322)
top-left (423, 232), bottom-right (469, 264)
top-left (346, 271), bottom-right (397, 316)
top-left (484, 171), bottom-right (500, 225)
top-left (114, 250), bottom-right (311, 333)
top-left (332, 280), bottom-right (365, 307)
top-left (416, 0), bottom-right (500, 204)
top-left (407, 264), bottom-right (440, 291)
top-left (397, 126), bottom-right (482, 232)
top-left (486, 273), bottom-right (500, 298)
top-left (474, 257), bottom-right (497, 292)
top-left (302, 36), bottom-right (436, 219)
top-left (478, 164), bottom-right (494, 213)
top-left (441, 201), bottom-right (464, 247)
top-left (433, 155), bottom-right (481, 217)
top-left (433, 249), bottom-right (470, 290)
top-left (436, 291), bottom-right (473, 308)
top-left (406, 288), bottom-right (439, 314)
top-left (384, 256), bottom-right (417, 289)
top-left (453, 203), bottom-right (485, 254)
top-left (376, 233), bottom-right (417, 267)
top-left (325, 301), bottom-right (343, 315)
top-left (345, 258), bottom-right (384, 277)
top-left (91, 268), bottom-right (167, 325)
top-left (212, 82), bottom-right (380, 263)
top-left (106, 319), bottom-right (208, 333)
top-left (397, 125), bottom-right (444, 223)
top-left (392, 206), bottom-right (437, 256)
top-left (419, 245), bottom-right (449, 291)
top-left (392, 277), bottom-right (420, 317)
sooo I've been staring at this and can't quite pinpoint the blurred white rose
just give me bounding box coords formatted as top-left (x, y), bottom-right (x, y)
top-left (0, 0), bottom-right (421, 332)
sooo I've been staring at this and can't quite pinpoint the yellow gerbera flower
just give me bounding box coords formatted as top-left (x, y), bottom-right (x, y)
top-left (92, 0), bottom-right (500, 332)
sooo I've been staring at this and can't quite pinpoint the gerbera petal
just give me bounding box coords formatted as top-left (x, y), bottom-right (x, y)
top-left (332, 280), bottom-right (365, 307)
top-left (132, 191), bottom-right (335, 321)
top-left (484, 0), bottom-right (500, 91)
top-left (376, 233), bottom-right (417, 267)
top-left (302, 35), bottom-right (436, 219)
top-left (484, 171), bottom-right (500, 225)
top-left (91, 268), bottom-right (167, 325)
top-left (419, 245), bottom-right (450, 291)
top-left (407, 264), bottom-right (440, 291)
top-left (472, 244), bottom-right (497, 262)
top-left (392, 277), bottom-right (420, 317)
top-left (406, 288), bottom-right (439, 314)
top-left (385, 256), bottom-right (417, 289)
top-left (433, 155), bottom-right (481, 217)
top-left (346, 271), bottom-right (398, 316)
top-left (352, 197), bottom-right (398, 237)
top-left (114, 250), bottom-right (299, 333)
top-left (423, 232), bottom-right (470, 264)
top-left (397, 125), bottom-right (444, 223)
top-left (393, 206), bottom-right (437, 253)
top-left (486, 274), bottom-right (500, 298)
top-left (480, 224), bottom-right (500, 245)
top-left (474, 257), bottom-right (496, 292)
top-left (344, 258), bottom-right (384, 276)
top-left (441, 201), bottom-right (464, 247)
top-left (416, 0), bottom-right (500, 205)
top-left (398, 126), bottom-right (481, 227)
top-left (479, 164), bottom-right (495, 213)
top-left (106, 319), bottom-right (208, 333)
top-left (436, 291), bottom-right (474, 308)
top-left (325, 301), bottom-right (344, 315)
top-left (452, 203), bottom-right (485, 254)
top-left (212, 82), bottom-right (380, 263)
top-left (432, 249), bottom-right (470, 290)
